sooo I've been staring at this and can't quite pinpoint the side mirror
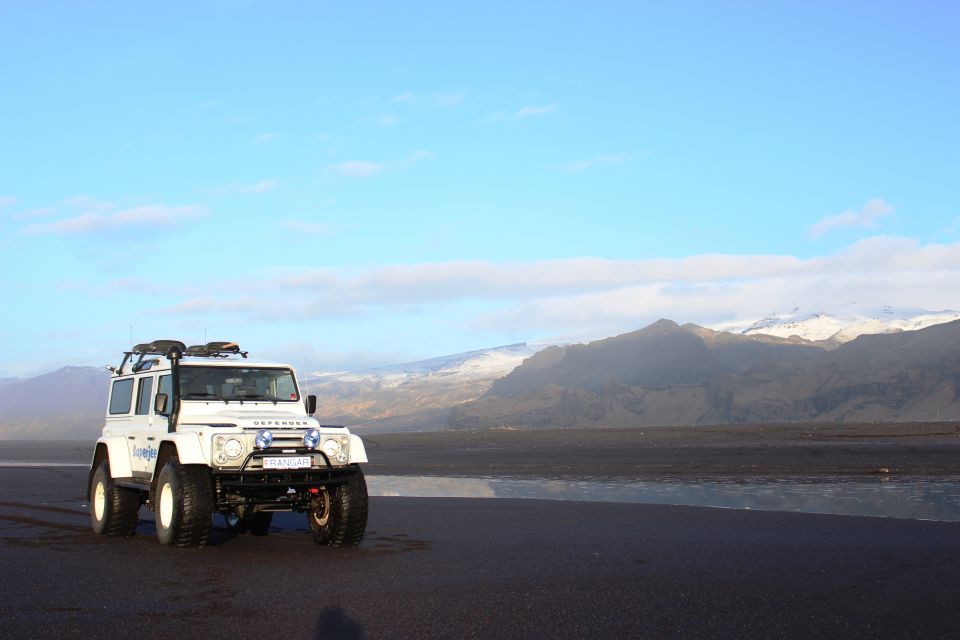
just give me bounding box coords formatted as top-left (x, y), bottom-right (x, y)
top-left (306, 395), bottom-right (317, 415)
top-left (154, 393), bottom-right (169, 415)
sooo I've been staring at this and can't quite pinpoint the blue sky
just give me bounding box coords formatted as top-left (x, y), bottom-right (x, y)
top-left (1, 1), bottom-right (958, 377)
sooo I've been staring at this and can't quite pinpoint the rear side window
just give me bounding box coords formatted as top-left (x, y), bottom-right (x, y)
top-left (109, 379), bottom-right (134, 415)
top-left (136, 377), bottom-right (154, 415)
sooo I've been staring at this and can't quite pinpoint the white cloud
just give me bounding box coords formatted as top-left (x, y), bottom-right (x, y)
top-left (322, 153), bottom-right (430, 179)
top-left (379, 115), bottom-right (400, 126)
top-left (808, 198), bottom-right (894, 238)
top-left (565, 153), bottom-right (636, 172)
top-left (0, 196), bottom-right (16, 209)
top-left (22, 204), bottom-right (208, 235)
top-left (482, 103), bottom-right (558, 123)
top-left (156, 236), bottom-right (960, 346)
top-left (389, 91), bottom-right (415, 103)
top-left (515, 104), bottom-right (557, 118)
top-left (399, 150), bottom-right (433, 168)
top-left (281, 220), bottom-right (332, 236)
top-left (237, 179), bottom-right (278, 194)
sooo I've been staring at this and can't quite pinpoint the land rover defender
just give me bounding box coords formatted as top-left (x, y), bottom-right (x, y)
top-left (88, 340), bottom-right (368, 547)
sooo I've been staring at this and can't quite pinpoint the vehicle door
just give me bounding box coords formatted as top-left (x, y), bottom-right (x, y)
top-left (126, 373), bottom-right (160, 475)
top-left (142, 373), bottom-right (173, 477)
top-left (106, 376), bottom-right (136, 474)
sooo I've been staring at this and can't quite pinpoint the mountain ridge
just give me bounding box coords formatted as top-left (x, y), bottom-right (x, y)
top-left (449, 319), bottom-right (960, 430)
top-left (3, 307), bottom-right (959, 438)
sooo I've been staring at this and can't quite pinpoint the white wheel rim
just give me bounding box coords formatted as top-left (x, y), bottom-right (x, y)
top-left (159, 482), bottom-right (174, 528)
top-left (94, 481), bottom-right (106, 521)
top-left (311, 490), bottom-right (330, 527)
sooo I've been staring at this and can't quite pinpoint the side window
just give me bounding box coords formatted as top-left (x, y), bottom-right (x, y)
top-left (109, 379), bottom-right (134, 415)
top-left (136, 376), bottom-right (154, 415)
top-left (158, 375), bottom-right (172, 404)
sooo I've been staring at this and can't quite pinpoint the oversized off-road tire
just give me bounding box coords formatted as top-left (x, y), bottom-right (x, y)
top-left (309, 466), bottom-right (368, 547)
top-left (225, 509), bottom-right (273, 536)
top-left (155, 456), bottom-right (213, 547)
top-left (90, 460), bottom-right (140, 537)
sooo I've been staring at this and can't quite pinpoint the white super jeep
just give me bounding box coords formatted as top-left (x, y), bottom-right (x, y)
top-left (88, 340), bottom-right (368, 548)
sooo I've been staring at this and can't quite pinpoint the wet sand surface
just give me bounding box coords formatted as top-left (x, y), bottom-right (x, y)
top-left (2, 425), bottom-right (960, 639)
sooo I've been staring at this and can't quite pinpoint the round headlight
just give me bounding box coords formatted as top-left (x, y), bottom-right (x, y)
top-left (255, 429), bottom-right (273, 449)
top-left (321, 438), bottom-right (341, 458)
top-left (224, 438), bottom-right (244, 459)
top-left (303, 428), bottom-right (321, 449)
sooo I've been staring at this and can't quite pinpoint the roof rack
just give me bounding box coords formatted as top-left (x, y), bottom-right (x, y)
top-left (185, 341), bottom-right (248, 358)
top-left (113, 340), bottom-right (186, 374)
top-left (132, 340), bottom-right (187, 356)
top-left (111, 339), bottom-right (248, 374)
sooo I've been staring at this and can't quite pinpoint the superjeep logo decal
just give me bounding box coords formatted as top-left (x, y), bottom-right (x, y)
top-left (132, 445), bottom-right (158, 462)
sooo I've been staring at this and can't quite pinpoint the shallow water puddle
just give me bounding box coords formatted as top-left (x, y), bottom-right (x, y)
top-left (367, 475), bottom-right (960, 522)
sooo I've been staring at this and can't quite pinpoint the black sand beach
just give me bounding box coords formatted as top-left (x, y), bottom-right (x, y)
top-left (362, 422), bottom-right (960, 479)
top-left (2, 424), bottom-right (960, 639)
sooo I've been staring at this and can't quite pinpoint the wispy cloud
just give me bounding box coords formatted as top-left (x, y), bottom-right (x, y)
top-left (389, 91), bottom-right (415, 104)
top-left (322, 152), bottom-right (431, 180)
top-left (281, 220), bottom-right (333, 236)
top-left (565, 153), bottom-right (636, 172)
top-left (251, 132), bottom-right (280, 144)
top-left (482, 103), bottom-right (558, 123)
top-left (236, 179), bottom-right (278, 194)
top-left (398, 150), bottom-right (433, 168)
top-left (22, 204), bottom-right (208, 235)
top-left (158, 235), bottom-right (960, 339)
top-left (379, 115), bottom-right (400, 126)
top-left (0, 196), bottom-right (16, 210)
top-left (808, 198), bottom-right (893, 238)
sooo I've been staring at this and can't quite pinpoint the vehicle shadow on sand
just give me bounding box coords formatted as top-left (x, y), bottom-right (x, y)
top-left (314, 606), bottom-right (365, 640)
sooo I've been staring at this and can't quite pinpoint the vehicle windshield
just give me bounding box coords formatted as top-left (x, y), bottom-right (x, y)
top-left (179, 366), bottom-right (299, 402)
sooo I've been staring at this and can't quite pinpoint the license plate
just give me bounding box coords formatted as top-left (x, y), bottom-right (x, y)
top-left (263, 456), bottom-right (312, 470)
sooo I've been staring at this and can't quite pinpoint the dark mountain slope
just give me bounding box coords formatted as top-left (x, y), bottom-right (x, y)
top-left (449, 320), bottom-right (960, 429)
top-left (0, 366), bottom-right (109, 438)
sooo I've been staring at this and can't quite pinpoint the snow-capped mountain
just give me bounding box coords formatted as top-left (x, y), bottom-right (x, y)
top-left (303, 343), bottom-right (546, 432)
top-left (711, 305), bottom-right (960, 344)
top-left (307, 343), bottom-right (543, 387)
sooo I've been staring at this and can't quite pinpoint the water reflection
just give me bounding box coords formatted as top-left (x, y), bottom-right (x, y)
top-left (367, 475), bottom-right (960, 522)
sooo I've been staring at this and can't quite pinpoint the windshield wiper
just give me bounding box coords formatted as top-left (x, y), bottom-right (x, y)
top-left (182, 392), bottom-right (229, 404)
top-left (236, 393), bottom-right (279, 405)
